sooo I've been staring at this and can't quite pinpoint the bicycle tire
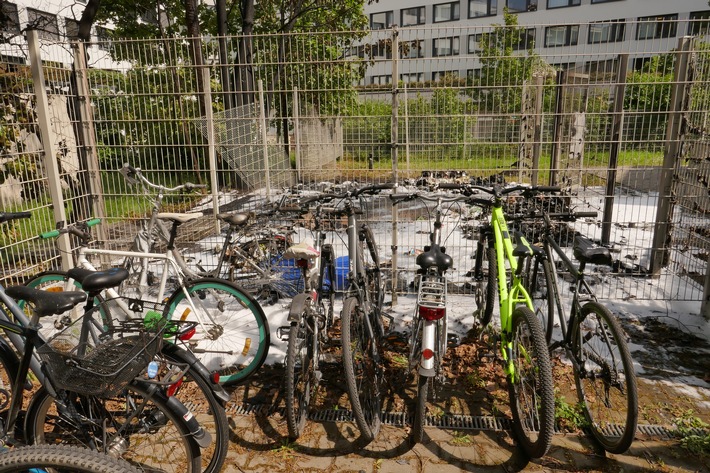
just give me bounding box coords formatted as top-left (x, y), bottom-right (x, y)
top-left (0, 342), bottom-right (19, 420)
top-left (412, 374), bottom-right (430, 444)
top-left (163, 278), bottom-right (270, 386)
top-left (0, 444), bottom-right (142, 473)
top-left (319, 244), bottom-right (336, 328)
top-left (523, 255), bottom-right (555, 345)
top-left (285, 313), bottom-right (314, 440)
top-left (475, 246), bottom-right (497, 327)
top-left (573, 301), bottom-right (638, 454)
top-left (341, 296), bottom-right (381, 442)
top-left (507, 306), bottom-right (555, 459)
top-left (24, 382), bottom-right (202, 473)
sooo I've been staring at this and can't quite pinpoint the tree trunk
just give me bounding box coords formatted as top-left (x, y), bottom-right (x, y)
top-left (235, 0), bottom-right (255, 107)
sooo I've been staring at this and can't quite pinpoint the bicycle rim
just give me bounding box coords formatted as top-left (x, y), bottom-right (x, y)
top-left (285, 317), bottom-right (314, 440)
top-left (163, 279), bottom-right (270, 386)
top-left (507, 306), bottom-right (555, 459)
top-left (523, 256), bottom-right (555, 345)
top-left (25, 384), bottom-right (201, 473)
top-left (341, 297), bottom-right (381, 442)
top-left (573, 301), bottom-right (638, 454)
top-left (0, 444), bottom-right (142, 473)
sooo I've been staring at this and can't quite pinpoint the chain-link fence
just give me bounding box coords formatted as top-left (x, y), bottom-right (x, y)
top-left (2, 22), bottom-right (710, 309)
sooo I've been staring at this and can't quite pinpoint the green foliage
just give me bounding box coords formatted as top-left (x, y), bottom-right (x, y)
top-left (554, 391), bottom-right (588, 432)
top-left (674, 410), bottom-right (710, 455)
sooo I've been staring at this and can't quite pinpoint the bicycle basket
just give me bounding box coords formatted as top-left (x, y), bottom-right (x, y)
top-left (37, 314), bottom-right (166, 397)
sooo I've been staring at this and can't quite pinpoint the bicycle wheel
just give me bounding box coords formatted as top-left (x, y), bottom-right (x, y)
top-left (318, 244), bottom-right (336, 328)
top-left (0, 343), bottom-right (19, 422)
top-left (0, 444), bottom-right (142, 473)
top-left (522, 255), bottom-right (555, 345)
top-left (573, 301), bottom-right (638, 454)
top-left (474, 245), bottom-right (497, 327)
top-left (341, 296), bottom-right (381, 442)
top-left (163, 278), bottom-right (270, 386)
top-left (359, 225), bottom-right (383, 321)
top-left (412, 374), bottom-right (430, 445)
top-left (24, 382), bottom-right (201, 473)
top-left (507, 306), bottom-right (555, 459)
top-left (160, 348), bottom-right (229, 473)
top-left (285, 311), bottom-right (315, 440)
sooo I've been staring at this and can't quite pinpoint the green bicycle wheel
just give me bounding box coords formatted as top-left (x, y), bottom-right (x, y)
top-left (163, 278), bottom-right (270, 386)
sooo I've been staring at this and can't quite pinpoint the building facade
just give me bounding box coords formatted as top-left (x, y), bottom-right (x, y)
top-left (362, 0), bottom-right (710, 84)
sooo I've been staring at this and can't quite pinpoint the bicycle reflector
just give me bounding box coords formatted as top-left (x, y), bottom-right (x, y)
top-left (421, 348), bottom-right (435, 360)
top-left (419, 306), bottom-right (445, 321)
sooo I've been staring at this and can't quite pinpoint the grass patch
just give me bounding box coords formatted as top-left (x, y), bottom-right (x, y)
top-left (674, 410), bottom-right (710, 455)
top-left (554, 391), bottom-right (588, 432)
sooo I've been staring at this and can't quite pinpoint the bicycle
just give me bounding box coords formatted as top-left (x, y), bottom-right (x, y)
top-left (120, 163), bottom-right (297, 300)
top-left (275, 196), bottom-right (337, 440)
top-left (27, 217), bottom-right (270, 387)
top-left (520, 207), bottom-right (638, 453)
top-left (1, 211), bottom-right (205, 473)
top-left (389, 190), bottom-right (459, 444)
top-left (321, 183), bottom-right (392, 442)
top-left (442, 182), bottom-right (556, 459)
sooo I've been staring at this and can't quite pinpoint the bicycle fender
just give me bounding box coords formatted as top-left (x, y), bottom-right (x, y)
top-left (418, 366), bottom-right (436, 377)
top-left (288, 293), bottom-right (311, 323)
top-left (161, 343), bottom-right (230, 406)
top-left (165, 395), bottom-right (213, 449)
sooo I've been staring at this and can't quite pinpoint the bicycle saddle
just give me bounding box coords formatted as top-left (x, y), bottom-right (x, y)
top-left (67, 267), bottom-right (130, 293)
top-left (573, 235), bottom-right (612, 266)
top-left (512, 231), bottom-right (543, 258)
top-left (416, 244), bottom-right (453, 273)
top-left (5, 285), bottom-right (86, 317)
top-left (216, 212), bottom-right (250, 227)
top-left (157, 213), bottom-right (202, 225)
top-left (284, 238), bottom-right (320, 260)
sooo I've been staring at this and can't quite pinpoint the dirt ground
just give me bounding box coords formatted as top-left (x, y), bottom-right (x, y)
top-left (222, 306), bottom-right (710, 473)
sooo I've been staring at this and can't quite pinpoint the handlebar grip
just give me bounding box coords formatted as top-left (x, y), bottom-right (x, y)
top-left (40, 229), bottom-right (60, 239)
top-left (123, 162), bottom-right (138, 174)
top-left (574, 212), bottom-right (598, 218)
top-left (438, 183), bottom-right (463, 189)
top-left (86, 218), bottom-right (101, 227)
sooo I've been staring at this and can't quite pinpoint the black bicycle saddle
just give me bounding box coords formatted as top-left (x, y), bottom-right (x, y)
top-left (416, 244), bottom-right (453, 274)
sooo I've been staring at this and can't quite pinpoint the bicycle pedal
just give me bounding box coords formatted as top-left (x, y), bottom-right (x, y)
top-left (447, 333), bottom-right (460, 347)
top-left (276, 326), bottom-right (290, 341)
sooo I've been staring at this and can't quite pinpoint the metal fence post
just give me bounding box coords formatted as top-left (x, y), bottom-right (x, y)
top-left (651, 37), bottom-right (693, 276)
top-left (257, 80), bottom-right (271, 199)
top-left (201, 66), bottom-right (220, 234)
top-left (293, 87), bottom-right (302, 183)
top-left (27, 30), bottom-right (72, 271)
top-left (390, 27), bottom-right (399, 306)
top-left (601, 54), bottom-right (629, 246)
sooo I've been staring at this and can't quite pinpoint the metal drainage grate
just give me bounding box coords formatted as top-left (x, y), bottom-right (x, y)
top-left (227, 404), bottom-right (709, 439)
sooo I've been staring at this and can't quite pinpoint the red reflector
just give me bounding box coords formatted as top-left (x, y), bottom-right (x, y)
top-left (211, 372), bottom-right (221, 384)
top-left (296, 259), bottom-right (309, 268)
top-left (422, 348), bottom-right (435, 360)
top-left (178, 327), bottom-right (196, 341)
top-left (419, 306), bottom-right (445, 321)
top-left (167, 378), bottom-right (184, 397)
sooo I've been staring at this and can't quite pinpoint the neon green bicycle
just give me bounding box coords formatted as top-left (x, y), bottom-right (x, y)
top-left (442, 182), bottom-right (556, 459)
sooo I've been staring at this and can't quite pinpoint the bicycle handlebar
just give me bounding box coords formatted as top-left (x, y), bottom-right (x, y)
top-left (39, 219), bottom-right (101, 243)
top-left (438, 182), bottom-right (561, 198)
top-left (121, 163), bottom-right (207, 193)
top-left (0, 212), bottom-right (31, 224)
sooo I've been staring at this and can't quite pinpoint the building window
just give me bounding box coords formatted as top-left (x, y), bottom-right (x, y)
top-left (401, 6), bottom-right (425, 26)
top-left (467, 69), bottom-right (481, 79)
top-left (96, 26), bottom-right (112, 51)
top-left (27, 9), bottom-right (60, 41)
top-left (433, 70), bottom-right (459, 81)
top-left (65, 18), bottom-right (80, 40)
top-left (1, 2), bottom-right (20, 35)
top-left (468, 34), bottom-right (483, 53)
top-left (433, 36), bottom-right (460, 57)
top-left (591, 0), bottom-right (622, 3)
top-left (469, 0), bottom-right (497, 18)
top-left (514, 28), bottom-right (536, 50)
top-left (401, 72), bottom-right (424, 83)
top-left (370, 11), bottom-right (393, 30)
top-left (401, 40), bottom-right (424, 59)
top-left (547, 0), bottom-right (580, 8)
top-left (637, 14), bottom-right (677, 40)
top-left (371, 75), bottom-right (392, 85)
top-left (434, 2), bottom-right (460, 23)
top-left (507, 0), bottom-right (537, 13)
top-left (545, 25), bottom-right (579, 47)
top-left (589, 19), bottom-right (625, 43)
top-left (689, 11), bottom-right (710, 36)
